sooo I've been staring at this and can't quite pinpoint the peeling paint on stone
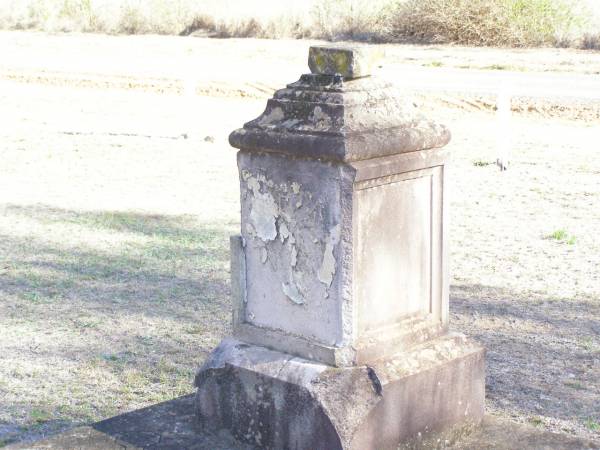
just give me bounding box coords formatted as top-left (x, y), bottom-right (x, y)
top-left (247, 176), bottom-right (261, 193)
top-left (290, 245), bottom-right (298, 267)
top-left (249, 194), bottom-right (278, 241)
top-left (318, 224), bottom-right (341, 288)
top-left (247, 175), bottom-right (279, 242)
top-left (260, 247), bottom-right (268, 264)
top-left (237, 156), bottom-right (345, 343)
top-left (282, 281), bottom-right (304, 305)
top-left (278, 221), bottom-right (290, 243)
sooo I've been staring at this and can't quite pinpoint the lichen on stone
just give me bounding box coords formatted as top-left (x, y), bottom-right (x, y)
top-left (258, 107), bottom-right (284, 126)
top-left (310, 106), bottom-right (332, 130)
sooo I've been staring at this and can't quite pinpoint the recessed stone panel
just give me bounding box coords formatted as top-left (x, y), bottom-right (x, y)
top-left (355, 170), bottom-right (435, 336)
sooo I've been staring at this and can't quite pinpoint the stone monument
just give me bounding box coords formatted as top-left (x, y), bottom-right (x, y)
top-left (195, 46), bottom-right (485, 450)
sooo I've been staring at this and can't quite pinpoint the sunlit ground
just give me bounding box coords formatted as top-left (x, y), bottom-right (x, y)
top-left (0, 34), bottom-right (599, 446)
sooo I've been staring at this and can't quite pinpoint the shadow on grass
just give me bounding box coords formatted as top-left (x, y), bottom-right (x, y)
top-left (0, 203), bottom-right (239, 446)
top-left (3, 203), bottom-right (237, 242)
top-left (4, 396), bottom-right (254, 449)
top-left (2, 204), bottom-right (598, 443)
top-left (0, 203), bottom-right (237, 311)
top-left (450, 283), bottom-right (600, 428)
top-left (92, 394), bottom-right (254, 450)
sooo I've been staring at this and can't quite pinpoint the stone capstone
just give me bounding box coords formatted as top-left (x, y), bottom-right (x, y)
top-left (308, 46), bottom-right (383, 79)
top-left (229, 73), bottom-right (450, 163)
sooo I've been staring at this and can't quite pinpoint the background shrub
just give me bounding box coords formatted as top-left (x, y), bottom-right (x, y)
top-left (0, 0), bottom-right (597, 48)
top-left (391, 0), bottom-right (586, 46)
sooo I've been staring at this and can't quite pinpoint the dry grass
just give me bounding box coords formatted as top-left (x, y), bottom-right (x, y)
top-left (0, 74), bottom-right (247, 445)
top-left (0, 0), bottom-right (318, 36)
top-left (391, 0), bottom-right (588, 47)
top-left (0, 204), bottom-right (235, 444)
top-left (0, 0), bottom-right (599, 47)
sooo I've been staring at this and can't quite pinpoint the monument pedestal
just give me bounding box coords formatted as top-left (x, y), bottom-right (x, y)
top-left (195, 335), bottom-right (484, 450)
top-left (195, 46), bottom-right (485, 449)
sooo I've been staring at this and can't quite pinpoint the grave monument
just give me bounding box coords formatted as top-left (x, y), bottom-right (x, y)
top-left (195, 46), bottom-right (485, 449)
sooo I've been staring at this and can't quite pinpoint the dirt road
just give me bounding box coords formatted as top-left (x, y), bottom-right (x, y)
top-left (2, 31), bottom-right (600, 105)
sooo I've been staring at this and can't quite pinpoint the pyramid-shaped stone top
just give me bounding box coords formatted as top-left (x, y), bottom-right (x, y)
top-left (229, 46), bottom-right (450, 163)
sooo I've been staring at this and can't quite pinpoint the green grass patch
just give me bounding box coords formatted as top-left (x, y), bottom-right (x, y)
top-left (548, 229), bottom-right (568, 240)
top-left (545, 228), bottom-right (576, 244)
top-left (484, 64), bottom-right (511, 71)
top-left (580, 337), bottom-right (598, 352)
top-left (30, 409), bottom-right (51, 424)
top-left (584, 418), bottom-right (600, 431)
top-left (481, 64), bottom-right (528, 72)
top-left (564, 380), bottom-right (585, 390)
top-left (529, 416), bottom-right (544, 427)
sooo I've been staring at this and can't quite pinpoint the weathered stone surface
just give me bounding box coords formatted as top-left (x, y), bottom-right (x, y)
top-left (227, 51), bottom-right (452, 368)
top-left (229, 74), bottom-right (450, 163)
top-left (230, 141), bottom-right (451, 366)
top-left (308, 46), bottom-right (382, 79)
top-left (233, 150), bottom-right (356, 365)
top-left (198, 45), bottom-right (480, 449)
top-left (195, 336), bottom-right (485, 450)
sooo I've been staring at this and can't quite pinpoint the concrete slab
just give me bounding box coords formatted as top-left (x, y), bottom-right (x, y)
top-left (6, 397), bottom-right (598, 449)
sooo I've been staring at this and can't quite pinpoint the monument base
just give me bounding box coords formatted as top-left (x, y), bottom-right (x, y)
top-left (194, 333), bottom-right (485, 450)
